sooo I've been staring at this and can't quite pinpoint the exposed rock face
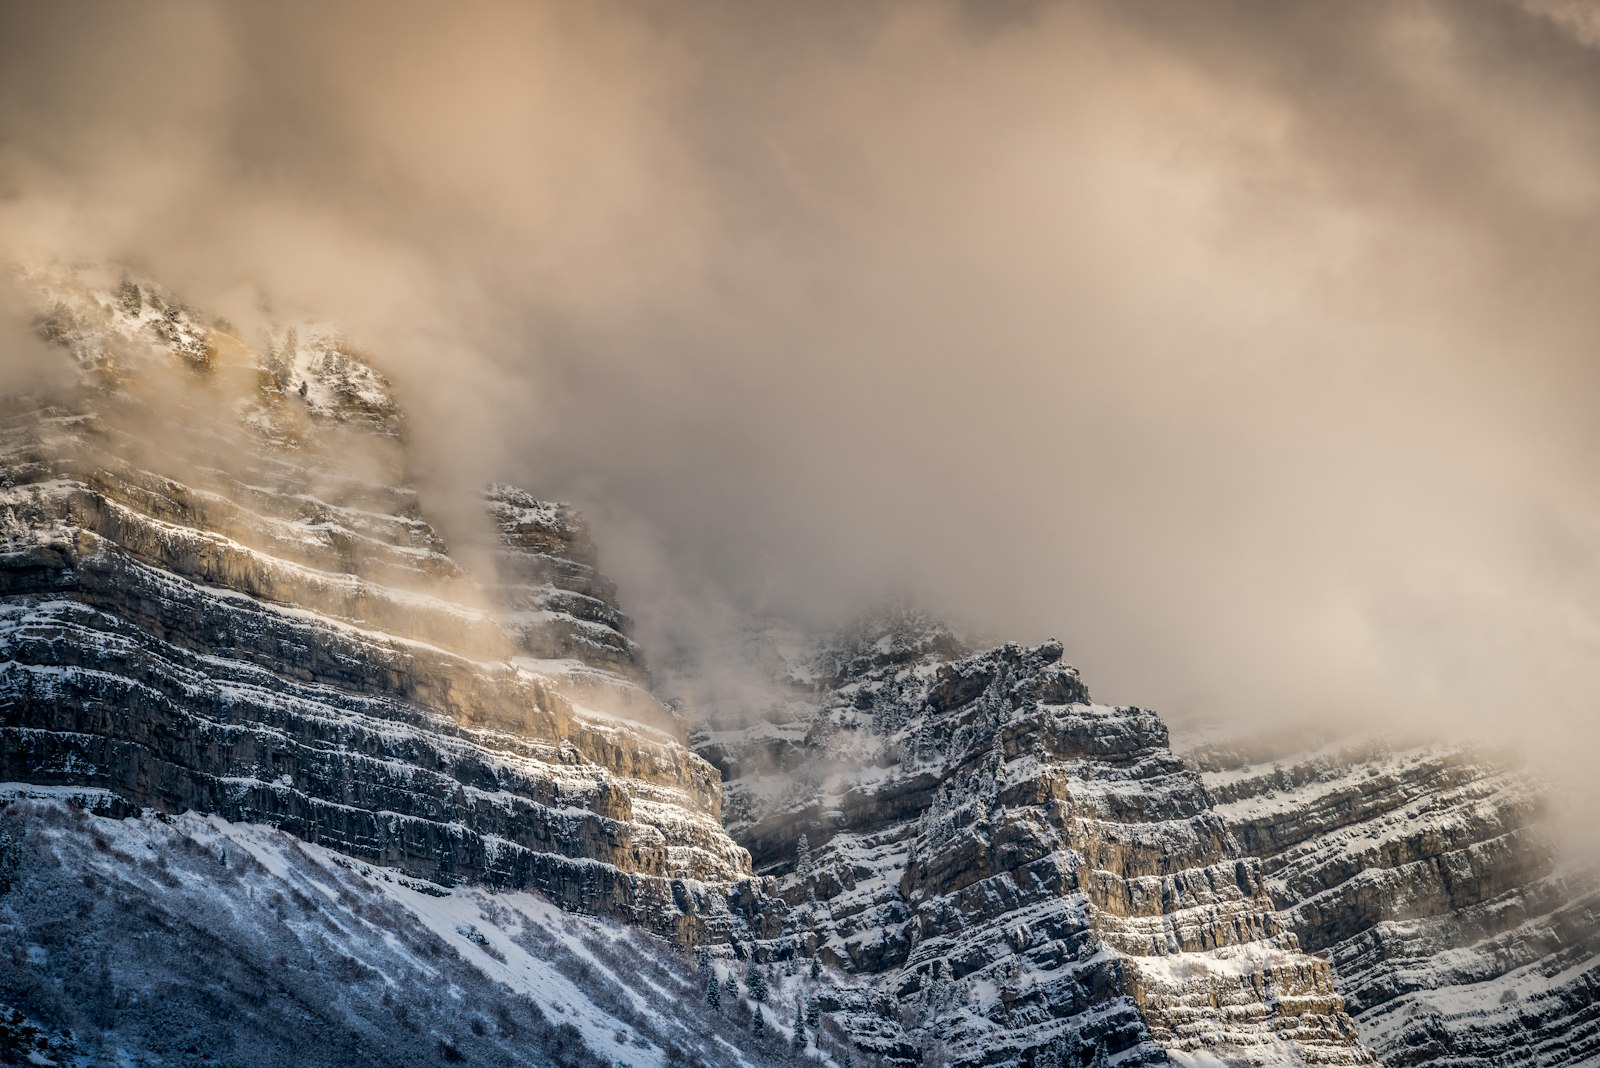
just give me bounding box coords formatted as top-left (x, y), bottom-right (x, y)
top-left (488, 484), bottom-right (642, 677)
top-left (0, 265), bottom-right (758, 941)
top-left (485, 483), bottom-right (673, 729)
top-left (6, 266), bottom-right (1596, 1068)
top-left (1180, 728), bottom-right (1600, 1068)
top-left (693, 612), bottom-right (1380, 1066)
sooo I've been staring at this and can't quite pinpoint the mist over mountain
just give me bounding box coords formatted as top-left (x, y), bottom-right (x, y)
top-left (7, 1), bottom-right (1600, 795)
top-left (1, 3), bottom-right (1598, 1067)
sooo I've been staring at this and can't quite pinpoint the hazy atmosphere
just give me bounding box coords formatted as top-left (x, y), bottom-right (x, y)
top-left (4, 0), bottom-right (1599, 813)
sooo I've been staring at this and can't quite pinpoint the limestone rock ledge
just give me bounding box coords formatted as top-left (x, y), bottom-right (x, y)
top-left (0, 265), bottom-right (766, 943)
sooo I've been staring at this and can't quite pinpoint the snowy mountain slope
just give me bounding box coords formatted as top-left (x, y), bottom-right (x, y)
top-left (1177, 726), bottom-right (1600, 1068)
top-left (0, 794), bottom-right (810, 1068)
top-left (691, 611), bottom-right (1380, 1067)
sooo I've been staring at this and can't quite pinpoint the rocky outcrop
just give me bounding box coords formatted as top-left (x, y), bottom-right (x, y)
top-left (0, 265), bottom-right (763, 943)
top-left (693, 612), bottom-right (1380, 1066)
top-left (1179, 727), bottom-right (1600, 1068)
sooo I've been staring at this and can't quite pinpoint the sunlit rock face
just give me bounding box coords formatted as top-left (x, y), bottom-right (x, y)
top-left (0, 265), bottom-right (758, 941)
top-left (1180, 728), bottom-right (1600, 1068)
top-left (692, 611), bottom-right (1380, 1067)
top-left (485, 482), bottom-right (678, 730)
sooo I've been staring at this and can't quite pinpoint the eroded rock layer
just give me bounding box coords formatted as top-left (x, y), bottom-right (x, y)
top-left (1181, 728), bottom-right (1600, 1068)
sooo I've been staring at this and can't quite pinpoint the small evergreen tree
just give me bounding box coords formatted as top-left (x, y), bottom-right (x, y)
top-left (751, 1008), bottom-right (765, 1036)
top-left (792, 1002), bottom-right (807, 1049)
top-left (697, 945), bottom-right (712, 979)
top-left (0, 829), bottom-right (18, 894)
top-left (809, 956), bottom-right (822, 981)
top-left (746, 961), bottom-right (769, 1003)
top-left (706, 970), bottom-right (721, 1010)
top-left (1089, 1043), bottom-right (1109, 1068)
top-left (796, 834), bottom-right (814, 880)
top-left (723, 974), bottom-right (739, 1007)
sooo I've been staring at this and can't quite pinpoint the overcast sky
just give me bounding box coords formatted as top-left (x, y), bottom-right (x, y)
top-left (3, 1), bottom-right (1599, 828)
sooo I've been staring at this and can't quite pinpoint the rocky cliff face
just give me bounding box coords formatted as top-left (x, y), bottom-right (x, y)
top-left (1179, 727), bottom-right (1600, 1068)
top-left (5, 266), bottom-right (1596, 1068)
top-left (692, 612), bottom-right (1380, 1067)
top-left (0, 265), bottom-right (757, 943)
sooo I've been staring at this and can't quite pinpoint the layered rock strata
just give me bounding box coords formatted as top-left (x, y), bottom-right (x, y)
top-left (9, 266), bottom-right (1593, 1068)
top-left (0, 266), bottom-right (757, 940)
top-left (693, 613), bottom-right (1380, 1066)
top-left (1181, 728), bottom-right (1600, 1068)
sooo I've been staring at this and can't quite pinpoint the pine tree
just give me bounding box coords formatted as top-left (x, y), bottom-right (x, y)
top-left (809, 956), bottom-right (821, 981)
top-left (792, 1002), bottom-right (807, 1049)
top-left (1089, 1042), bottom-right (1109, 1068)
top-left (796, 834), bottom-right (814, 881)
top-left (751, 1007), bottom-right (765, 1036)
top-left (0, 829), bottom-right (16, 894)
top-left (745, 961), bottom-right (769, 1003)
top-left (697, 945), bottom-right (713, 979)
top-left (745, 959), bottom-right (771, 1004)
top-left (723, 974), bottom-right (739, 1007)
top-left (706, 970), bottom-right (721, 1010)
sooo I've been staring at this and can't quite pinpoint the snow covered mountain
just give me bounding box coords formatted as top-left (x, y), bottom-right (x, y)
top-left (0, 266), bottom-right (804, 1066)
top-left (1, 268), bottom-right (1596, 1067)
top-left (0, 265), bottom-right (759, 920)
top-left (690, 612), bottom-right (1379, 1067)
top-left (687, 609), bottom-right (1600, 1067)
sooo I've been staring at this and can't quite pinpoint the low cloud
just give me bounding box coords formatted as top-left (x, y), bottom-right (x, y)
top-left (3, 2), bottom-right (1598, 843)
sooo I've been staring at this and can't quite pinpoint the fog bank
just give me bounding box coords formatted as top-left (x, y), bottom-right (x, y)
top-left (2, 1), bottom-right (1598, 834)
